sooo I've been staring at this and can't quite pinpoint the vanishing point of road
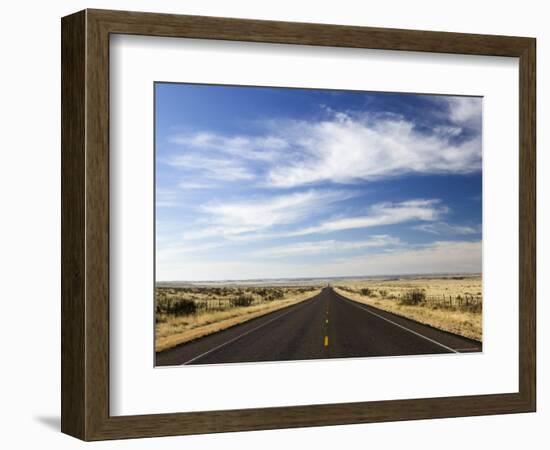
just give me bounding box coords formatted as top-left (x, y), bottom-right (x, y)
top-left (156, 287), bottom-right (482, 366)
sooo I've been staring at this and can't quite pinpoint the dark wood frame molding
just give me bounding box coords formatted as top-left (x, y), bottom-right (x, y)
top-left (61, 9), bottom-right (536, 441)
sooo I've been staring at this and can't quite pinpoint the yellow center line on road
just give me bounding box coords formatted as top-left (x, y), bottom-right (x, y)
top-left (324, 300), bottom-right (329, 347)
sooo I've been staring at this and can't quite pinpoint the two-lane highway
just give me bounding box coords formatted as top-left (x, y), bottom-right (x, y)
top-left (156, 287), bottom-right (481, 366)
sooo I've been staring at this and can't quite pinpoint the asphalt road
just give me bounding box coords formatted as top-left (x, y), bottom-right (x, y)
top-left (156, 287), bottom-right (481, 366)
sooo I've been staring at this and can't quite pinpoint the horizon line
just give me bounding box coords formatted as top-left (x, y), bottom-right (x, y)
top-left (156, 271), bottom-right (482, 284)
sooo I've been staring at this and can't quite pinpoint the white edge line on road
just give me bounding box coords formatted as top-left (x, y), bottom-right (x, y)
top-left (181, 296), bottom-right (319, 365)
top-left (335, 292), bottom-right (459, 354)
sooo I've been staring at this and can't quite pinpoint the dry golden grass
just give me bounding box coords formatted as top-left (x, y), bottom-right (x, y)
top-left (336, 276), bottom-right (482, 298)
top-left (334, 276), bottom-right (482, 341)
top-left (155, 286), bottom-right (321, 352)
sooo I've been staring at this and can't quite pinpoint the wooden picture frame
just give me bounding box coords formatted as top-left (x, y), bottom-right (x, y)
top-left (61, 9), bottom-right (536, 441)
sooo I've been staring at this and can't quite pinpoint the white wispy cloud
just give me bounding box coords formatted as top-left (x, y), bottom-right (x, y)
top-left (444, 96), bottom-right (482, 129)
top-left (265, 111), bottom-right (481, 188)
top-left (252, 235), bottom-right (400, 258)
top-left (182, 189), bottom-right (355, 240)
top-left (157, 241), bottom-right (225, 259)
top-left (156, 189), bottom-right (179, 208)
top-left (163, 98), bottom-right (482, 190)
top-left (165, 154), bottom-right (255, 181)
top-left (183, 197), bottom-right (444, 241)
top-left (286, 199), bottom-right (446, 237)
top-left (169, 132), bottom-right (287, 161)
top-left (414, 222), bottom-right (481, 235)
top-left (177, 181), bottom-right (218, 189)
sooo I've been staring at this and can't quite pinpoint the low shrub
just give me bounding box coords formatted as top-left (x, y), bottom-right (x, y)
top-left (400, 289), bottom-right (426, 305)
top-left (156, 297), bottom-right (197, 316)
top-left (256, 287), bottom-right (285, 301)
top-left (230, 294), bottom-right (254, 307)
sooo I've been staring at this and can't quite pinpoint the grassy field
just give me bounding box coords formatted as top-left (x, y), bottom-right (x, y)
top-left (155, 285), bottom-right (322, 352)
top-left (334, 275), bottom-right (482, 341)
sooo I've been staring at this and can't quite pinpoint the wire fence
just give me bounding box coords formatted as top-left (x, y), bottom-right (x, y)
top-left (194, 298), bottom-right (257, 312)
top-left (336, 286), bottom-right (482, 312)
top-left (195, 299), bottom-right (231, 312)
top-left (156, 287), bottom-right (319, 316)
top-left (394, 292), bottom-right (482, 312)
top-left (422, 294), bottom-right (482, 308)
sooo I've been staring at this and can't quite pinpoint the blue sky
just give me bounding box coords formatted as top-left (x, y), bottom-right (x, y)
top-left (155, 83), bottom-right (482, 281)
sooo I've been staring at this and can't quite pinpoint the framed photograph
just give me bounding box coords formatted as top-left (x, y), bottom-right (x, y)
top-left (61, 9), bottom-right (536, 440)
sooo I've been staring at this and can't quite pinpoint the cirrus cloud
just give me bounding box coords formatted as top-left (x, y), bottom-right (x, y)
top-left (163, 98), bottom-right (481, 189)
top-left (265, 110), bottom-right (481, 188)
